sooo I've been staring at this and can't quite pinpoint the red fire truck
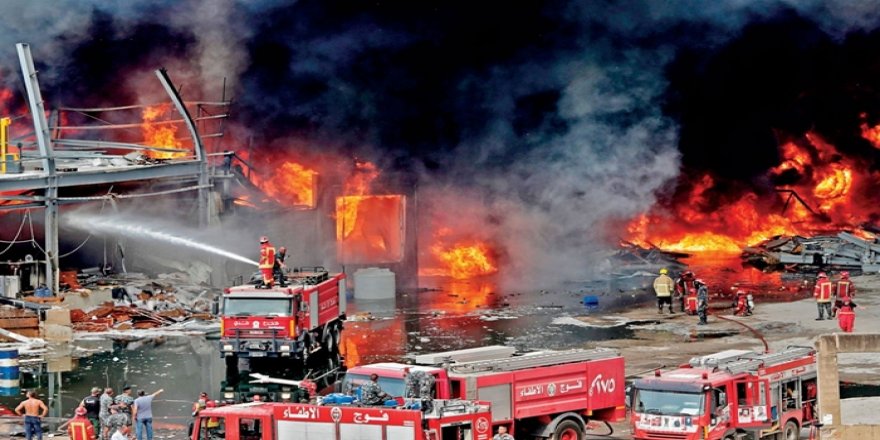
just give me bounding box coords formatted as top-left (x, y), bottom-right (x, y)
top-left (219, 267), bottom-right (347, 382)
top-left (192, 399), bottom-right (495, 440)
top-left (340, 345), bottom-right (626, 439)
top-left (630, 346), bottom-right (817, 440)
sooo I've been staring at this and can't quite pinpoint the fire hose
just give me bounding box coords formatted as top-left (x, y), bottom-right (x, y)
top-left (710, 312), bottom-right (769, 353)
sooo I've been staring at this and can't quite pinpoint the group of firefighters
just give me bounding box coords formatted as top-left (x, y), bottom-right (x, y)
top-left (653, 267), bottom-right (861, 332)
top-left (813, 271), bottom-right (859, 332)
top-left (652, 269), bottom-right (710, 324)
top-left (258, 236), bottom-right (288, 288)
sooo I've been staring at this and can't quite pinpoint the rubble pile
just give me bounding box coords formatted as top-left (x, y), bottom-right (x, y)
top-left (742, 231), bottom-right (880, 273)
top-left (604, 241), bottom-right (688, 277)
top-left (70, 304), bottom-right (212, 332)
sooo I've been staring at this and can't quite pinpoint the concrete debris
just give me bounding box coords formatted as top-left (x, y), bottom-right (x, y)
top-left (742, 231), bottom-right (880, 273)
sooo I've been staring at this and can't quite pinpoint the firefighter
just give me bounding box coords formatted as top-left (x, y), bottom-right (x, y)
top-left (360, 374), bottom-right (389, 405)
top-left (273, 246), bottom-right (288, 287)
top-left (68, 407), bottom-right (96, 440)
top-left (836, 296), bottom-right (858, 333)
top-left (258, 236), bottom-right (276, 288)
top-left (653, 268), bottom-right (675, 314)
top-left (675, 271), bottom-right (704, 313)
top-left (814, 272), bottom-right (833, 320)
top-left (696, 283), bottom-right (709, 325)
top-left (832, 271), bottom-right (855, 317)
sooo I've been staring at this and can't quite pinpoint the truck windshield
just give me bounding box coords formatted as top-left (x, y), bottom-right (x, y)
top-left (223, 298), bottom-right (292, 316)
top-left (634, 389), bottom-right (705, 416)
top-left (341, 374), bottom-right (406, 398)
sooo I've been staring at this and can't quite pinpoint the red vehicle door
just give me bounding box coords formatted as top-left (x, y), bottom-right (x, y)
top-left (733, 377), bottom-right (772, 429)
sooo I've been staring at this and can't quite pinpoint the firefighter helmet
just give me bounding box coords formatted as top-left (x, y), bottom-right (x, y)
top-left (840, 271), bottom-right (850, 278)
top-left (817, 272), bottom-right (827, 278)
top-left (259, 236), bottom-right (269, 244)
top-left (75, 406), bottom-right (87, 416)
top-left (659, 268), bottom-right (668, 275)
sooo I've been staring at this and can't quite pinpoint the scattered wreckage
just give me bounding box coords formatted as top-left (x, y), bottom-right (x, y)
top-left (742, 231), bottom-right (880, 273)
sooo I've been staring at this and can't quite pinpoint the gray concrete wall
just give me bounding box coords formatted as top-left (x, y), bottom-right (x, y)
top-left (816, 333), bottom-right (880, 439)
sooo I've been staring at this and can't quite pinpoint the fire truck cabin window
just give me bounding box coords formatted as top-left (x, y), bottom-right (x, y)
top-left (199, 416), bottom-right (226, 439)
top-left (239, 418), bottom-right (262, 440)
top-left (223, 297), bottom-right (292, 316)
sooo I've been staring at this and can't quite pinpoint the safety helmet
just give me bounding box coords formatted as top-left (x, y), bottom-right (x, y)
top-left (659, 268), bottom-right (668, 275)
top-left (259, 236), bottom-right (269, 244)
top-left (817, 272), bottom-right (827, 278)
top-left (841, 271), bottom-right (850, 278)
top-left (684, 271), bottom-right (695, 278)
top-left (75, 407), bottom-right (87, 416)
top-left (206, 400), bottom-right (217, 408)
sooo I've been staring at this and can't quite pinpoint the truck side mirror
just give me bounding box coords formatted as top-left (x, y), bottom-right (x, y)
top-left (625, 385), bottom-right (632, 408)
top-left (211, 299), bottom-right (220, 315)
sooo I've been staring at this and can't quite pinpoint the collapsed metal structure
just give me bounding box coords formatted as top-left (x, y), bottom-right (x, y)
top-left (0, 43), bottom-right (230, 291)
top-left (742, 231), bottom-right (880, 272)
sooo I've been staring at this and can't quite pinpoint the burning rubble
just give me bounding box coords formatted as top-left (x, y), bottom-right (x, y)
top-left (625, 130), bottom-right (880, 266)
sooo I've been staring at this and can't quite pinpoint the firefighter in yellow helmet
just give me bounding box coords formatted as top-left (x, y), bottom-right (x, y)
top-left (653, 268), bottom-right (675, 314)
top-left (258, 236), bottom-right (276, 288)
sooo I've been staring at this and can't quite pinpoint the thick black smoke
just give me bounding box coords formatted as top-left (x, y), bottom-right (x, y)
top-left (2, 0), bottom-right (880, 286)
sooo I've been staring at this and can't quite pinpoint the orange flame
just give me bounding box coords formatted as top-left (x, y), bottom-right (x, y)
top-left (141, 104), bottom-right (186, 159)
top-left (626, 130), bottom-right (872, 253)
top-left (429, 242), bottom-right (498, 279)
top-left (859, 113), bottom-right (880, 149)
top-left (252, 161), bottom-right (318, 208)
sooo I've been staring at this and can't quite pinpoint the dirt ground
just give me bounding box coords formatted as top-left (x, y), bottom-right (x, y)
top-left (578, 273), bottom-right (880, 438)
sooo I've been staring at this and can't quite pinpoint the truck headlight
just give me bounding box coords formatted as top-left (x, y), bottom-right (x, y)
top-left (222, 344), bottom-right (234, 351)
top-left (281, 392), bottom-right (292, 400)
top-left (279, 345), bottom-right (291, 351)
top-left (224, 392), bottom-right (234, 399)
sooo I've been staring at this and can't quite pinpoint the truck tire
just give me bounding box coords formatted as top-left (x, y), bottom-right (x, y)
top-left (780, 420), bottom-right (799, 440)
top-left (550, 420), bottom-right (583, 440)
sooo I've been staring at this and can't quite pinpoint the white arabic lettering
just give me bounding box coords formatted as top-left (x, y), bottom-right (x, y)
top-left (283, 406), bottom-right (317, 420)
top-left (589, 374), bottom-right (616, 396)
top-left (519, 385), bottom-right (543, 398)
top-left (560, 380), bottom-right (583, 394)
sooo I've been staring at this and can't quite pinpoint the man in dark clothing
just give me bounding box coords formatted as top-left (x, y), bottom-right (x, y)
top-left (81, 387), bottom-right (102, 435)
top-left (273, 246), bottom-right (288, 287)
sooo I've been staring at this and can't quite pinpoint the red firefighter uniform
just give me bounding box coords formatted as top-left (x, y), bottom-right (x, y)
top-left (259, 238), bottom-right (276, 287)
top-left (68, 408), bottom-right (96, 440)
top-left (814, 273), bottom-right (833, 320)
top-left (837, 298), bottom-right (857, 333)
top-left (835, 274), bottom-right (855, 299)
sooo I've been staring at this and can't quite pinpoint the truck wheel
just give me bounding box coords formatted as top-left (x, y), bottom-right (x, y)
top-left (551, 420), bottom-right (583, 440)
top-left (781, 420), bottom-right (799, 440)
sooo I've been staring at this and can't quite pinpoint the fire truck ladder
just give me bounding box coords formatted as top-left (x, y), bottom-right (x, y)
top-left (449, 348), bottom-right (619, 374)
top-left (719, 347), bottom-right (815, 375)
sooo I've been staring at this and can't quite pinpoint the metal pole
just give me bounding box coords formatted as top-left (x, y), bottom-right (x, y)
top-left (17, 43), bottom-right (59, 292)
top-left (155, 68), bottom-right (210, 227)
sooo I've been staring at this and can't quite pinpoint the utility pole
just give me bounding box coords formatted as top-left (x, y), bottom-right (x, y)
top-left (17, 43), bottom-right (59, 292)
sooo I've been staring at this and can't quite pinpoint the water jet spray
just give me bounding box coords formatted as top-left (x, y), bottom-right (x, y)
top-left (66, 212), bottom-right (259, 267)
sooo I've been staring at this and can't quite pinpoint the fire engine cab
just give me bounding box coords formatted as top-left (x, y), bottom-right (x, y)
top-left (219, 267), bottom-right (346, 382)
top-left (341, 345), bottom-right (626, 440)
top-left (630, 346), bottom-right (817, 440)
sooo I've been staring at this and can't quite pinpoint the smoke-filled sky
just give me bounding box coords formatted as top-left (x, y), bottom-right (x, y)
top-left (3, 0), bottom-right (880, 286)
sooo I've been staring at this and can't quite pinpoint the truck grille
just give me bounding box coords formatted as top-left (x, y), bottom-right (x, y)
top-left (639, 433), bottom-right (689, 440)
